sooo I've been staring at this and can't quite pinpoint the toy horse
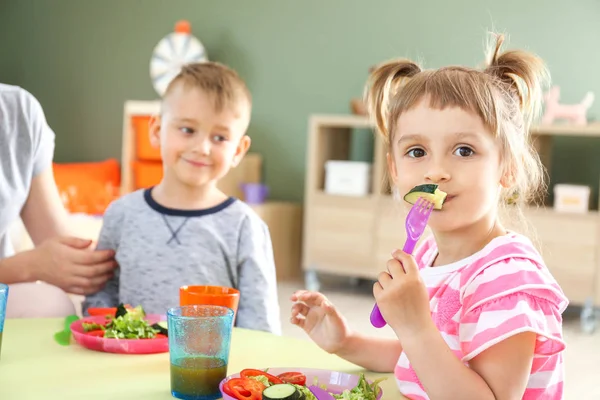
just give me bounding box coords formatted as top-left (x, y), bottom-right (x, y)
top-left (541, 86), bottom-right (595, 125)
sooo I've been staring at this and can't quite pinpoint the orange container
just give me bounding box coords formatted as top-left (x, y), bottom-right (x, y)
top-left (53, 159), bottom-right (121, 214)
top-left (132, 160), bottom-right (163, 189)
top-left (180, 285), bottom-right (240, 319)
top-left (132, 115), bottom-right (162, 161)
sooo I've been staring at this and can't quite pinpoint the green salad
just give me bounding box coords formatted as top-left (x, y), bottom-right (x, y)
top-left (82, 304), bottom-right (167, 339)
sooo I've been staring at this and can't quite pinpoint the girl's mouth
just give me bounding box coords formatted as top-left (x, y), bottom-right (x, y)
top-left (437, 195), bottom-right (455, 209)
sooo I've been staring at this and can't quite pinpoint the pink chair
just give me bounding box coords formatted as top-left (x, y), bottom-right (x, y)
top-left (5, 282), bottom-right (76, 318)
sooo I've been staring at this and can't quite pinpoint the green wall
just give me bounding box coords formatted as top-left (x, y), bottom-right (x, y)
top-left (1, 0), bottom-right (599, 203)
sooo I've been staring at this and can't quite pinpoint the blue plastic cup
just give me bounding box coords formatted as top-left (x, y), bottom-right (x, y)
top-left (167, 305), bottom-right (234, 400)
top-left (0, 283), bottom-right (8, 360)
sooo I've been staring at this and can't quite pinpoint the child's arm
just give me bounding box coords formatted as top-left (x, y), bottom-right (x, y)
top-left (235, 215), bottom-right (281, 334)
top-left (336, 333), bottom-right (403, 373)
top-left (378, 251), bottom-right (566, 399)
top-left (81, 203), bottom-right (124, 315)
top-left (291, 290), bottom-right (402, 373)
top-left (400, 323), bottom-right (536, 399)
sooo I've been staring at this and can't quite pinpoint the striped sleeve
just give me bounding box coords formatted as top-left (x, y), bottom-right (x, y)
top-left (458, 257), bottom-right (568, 362)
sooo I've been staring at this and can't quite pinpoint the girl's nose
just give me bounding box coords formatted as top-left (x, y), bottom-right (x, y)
top-left (424, 162), bottom-right (451, 183)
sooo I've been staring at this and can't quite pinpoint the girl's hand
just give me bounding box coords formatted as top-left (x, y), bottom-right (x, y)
top-left (290, 290), bottom-right (351, 354)
top-left (373, 250), bottom-right (432, 339)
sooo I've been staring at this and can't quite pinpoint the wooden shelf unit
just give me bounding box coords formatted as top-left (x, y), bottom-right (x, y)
top-left (301, 114), bottom-right (600, 315)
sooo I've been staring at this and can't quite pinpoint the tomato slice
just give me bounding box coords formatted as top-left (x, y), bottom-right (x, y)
top-left (154, 334), bottom-right (167, 339)
top-left (240, 369), bottom-right (283, 385)
top-left (277, 371), bottom-right (307, 386)
top-left (223, 378), bottom-right (264, 400)
top-left (86, 330), bottom-right (105, 337)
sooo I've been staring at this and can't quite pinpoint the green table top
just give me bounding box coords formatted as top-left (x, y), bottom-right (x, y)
top-left (0, 318), bottom-right (402, 400)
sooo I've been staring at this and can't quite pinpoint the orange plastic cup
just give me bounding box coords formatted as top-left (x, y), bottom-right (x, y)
top-left (179, 285), bottom-right (240, 319)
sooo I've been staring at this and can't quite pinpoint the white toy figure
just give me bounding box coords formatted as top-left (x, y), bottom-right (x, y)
top-left (541, 86), bottom-right (595, 125)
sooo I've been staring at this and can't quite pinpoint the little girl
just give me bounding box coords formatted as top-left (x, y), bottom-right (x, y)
top-left (291, 33), bottom-right (568, 400)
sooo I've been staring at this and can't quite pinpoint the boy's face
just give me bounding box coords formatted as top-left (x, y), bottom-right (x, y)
top-left (150, 85), bottom-right (251, 189)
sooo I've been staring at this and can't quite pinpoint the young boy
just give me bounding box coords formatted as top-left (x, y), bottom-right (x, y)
top-left (82, 62), bottom-right (281, 335)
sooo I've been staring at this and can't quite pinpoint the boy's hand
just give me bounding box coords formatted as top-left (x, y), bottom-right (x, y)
top-left (290, 290), bottom-right (351, 354)
top-left (373, 250), bottom-right (432, 339)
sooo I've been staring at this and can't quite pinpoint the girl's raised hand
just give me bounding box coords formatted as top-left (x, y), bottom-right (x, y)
top-left (290, 290), bottom-right (351, 354)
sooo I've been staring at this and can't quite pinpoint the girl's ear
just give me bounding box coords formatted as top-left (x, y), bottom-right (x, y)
top-left (149, 115), bottom-right (161, 148)
top-left (500, 161), bottom-right (517, 188)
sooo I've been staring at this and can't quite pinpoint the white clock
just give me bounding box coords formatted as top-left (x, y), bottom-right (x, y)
top-left (149, 20), bottom-right (208, 96)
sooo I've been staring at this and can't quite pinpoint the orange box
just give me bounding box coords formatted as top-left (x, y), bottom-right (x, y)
top-left (132, 160), bottom-right (163, 189)
top-left (180, 285), bottom-right (240, 319)
top-left (132, 115), bottom-right (162, 161)
top-left (53, 159), bottom-right (121, 214)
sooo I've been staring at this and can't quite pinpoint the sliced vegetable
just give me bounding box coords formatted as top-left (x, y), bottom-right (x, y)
top-left (82, 322), bottom-right (105, 332)
top-left (114, 303), bottom-right (129, 318)
top-left (151, 321), bottom-right (168, 336)
top-left (277, 372), bottom-right (307, 386)
top-left (262, 383), bottom-right (300, 400)
top-left (86, 330), bottom-right (105, 337)
top-left (403, 184), bottom-right (447, 210)
top-left (223, 378), bottom-right (264, 400)
top-left (240, 369), bottom-right (283, 385)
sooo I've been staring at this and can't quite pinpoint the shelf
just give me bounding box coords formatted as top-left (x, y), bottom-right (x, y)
top-left (309, 114), bottom-right (600, 138)
top-left (311, 190), bottom-right (377, 204)
top-left (532, 124), bottom-right (600, 137)
top-left (123, 100), bottom-right (160, 116)
top-left (309, 114), bottom-right (373, 129)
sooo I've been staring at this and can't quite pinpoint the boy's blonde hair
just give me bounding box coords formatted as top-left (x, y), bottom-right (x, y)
top-left (364, 33), bottom-right (550, 208)
top-left (164, 61), bottom-right (252, 114)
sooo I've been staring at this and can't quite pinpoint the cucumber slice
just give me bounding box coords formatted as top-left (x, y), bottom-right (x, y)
top-left (262, 383), bottom-right (300, 400)
top-left (403, 184), bottom-right (447, 210)
top-left (151, 321), bottom-right (168, 336)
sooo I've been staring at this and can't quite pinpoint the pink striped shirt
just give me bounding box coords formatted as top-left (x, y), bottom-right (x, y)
top-left (395, 232), bottom-right (568, 400)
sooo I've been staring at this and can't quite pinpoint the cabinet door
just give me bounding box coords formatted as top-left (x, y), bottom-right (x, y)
top-left (303, 193), bottom-right (376, 278)
top-left (507, 207), bottom-right (598, 305)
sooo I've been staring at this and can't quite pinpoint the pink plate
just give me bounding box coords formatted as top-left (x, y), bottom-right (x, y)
top-left (219, 367), bottom-right (383, 399)
top-left (70, 314), bottom-right (168, 354)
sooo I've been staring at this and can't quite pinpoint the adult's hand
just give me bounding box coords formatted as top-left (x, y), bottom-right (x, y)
top-left (28, 236), bottom-right (117, 295)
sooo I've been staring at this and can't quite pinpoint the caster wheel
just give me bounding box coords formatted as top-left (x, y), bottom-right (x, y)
top-left (580, 298), bottom-right (597, 334)
top-left (304, 270), bottom-right (321, 292)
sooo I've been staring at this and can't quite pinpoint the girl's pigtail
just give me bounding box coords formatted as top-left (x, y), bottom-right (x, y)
top-left (363, 59), bottom-right (421, 142)
top-left (484, 33), bottom-right (550, 130)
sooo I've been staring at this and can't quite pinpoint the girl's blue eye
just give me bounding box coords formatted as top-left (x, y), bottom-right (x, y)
top-left (407, 148), bottom-right (426, 158)
top-left (454, 146), bottom-right (474, 157)
top-left (180, 127), bottom-right (194, 134)
top-left (213, 135), bottom-right (227, 142)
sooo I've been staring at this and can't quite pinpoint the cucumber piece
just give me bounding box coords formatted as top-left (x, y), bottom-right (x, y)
top-left (403, 184), bottom-right (447, 210)
top-left (151, 321), bottom-right (168, 336)
top-left (262, 383), bottom-right (299, 400)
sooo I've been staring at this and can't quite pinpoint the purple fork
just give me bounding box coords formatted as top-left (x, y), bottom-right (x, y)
top-left (370, 197), bottom-right (434, 328)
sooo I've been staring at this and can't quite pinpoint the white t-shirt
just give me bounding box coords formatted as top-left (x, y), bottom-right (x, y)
top-left (0, 84), bottom-right (55, 257)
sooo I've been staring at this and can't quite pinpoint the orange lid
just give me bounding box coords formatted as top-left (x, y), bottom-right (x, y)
top-left (174, 20), bottom-right (191, 34)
